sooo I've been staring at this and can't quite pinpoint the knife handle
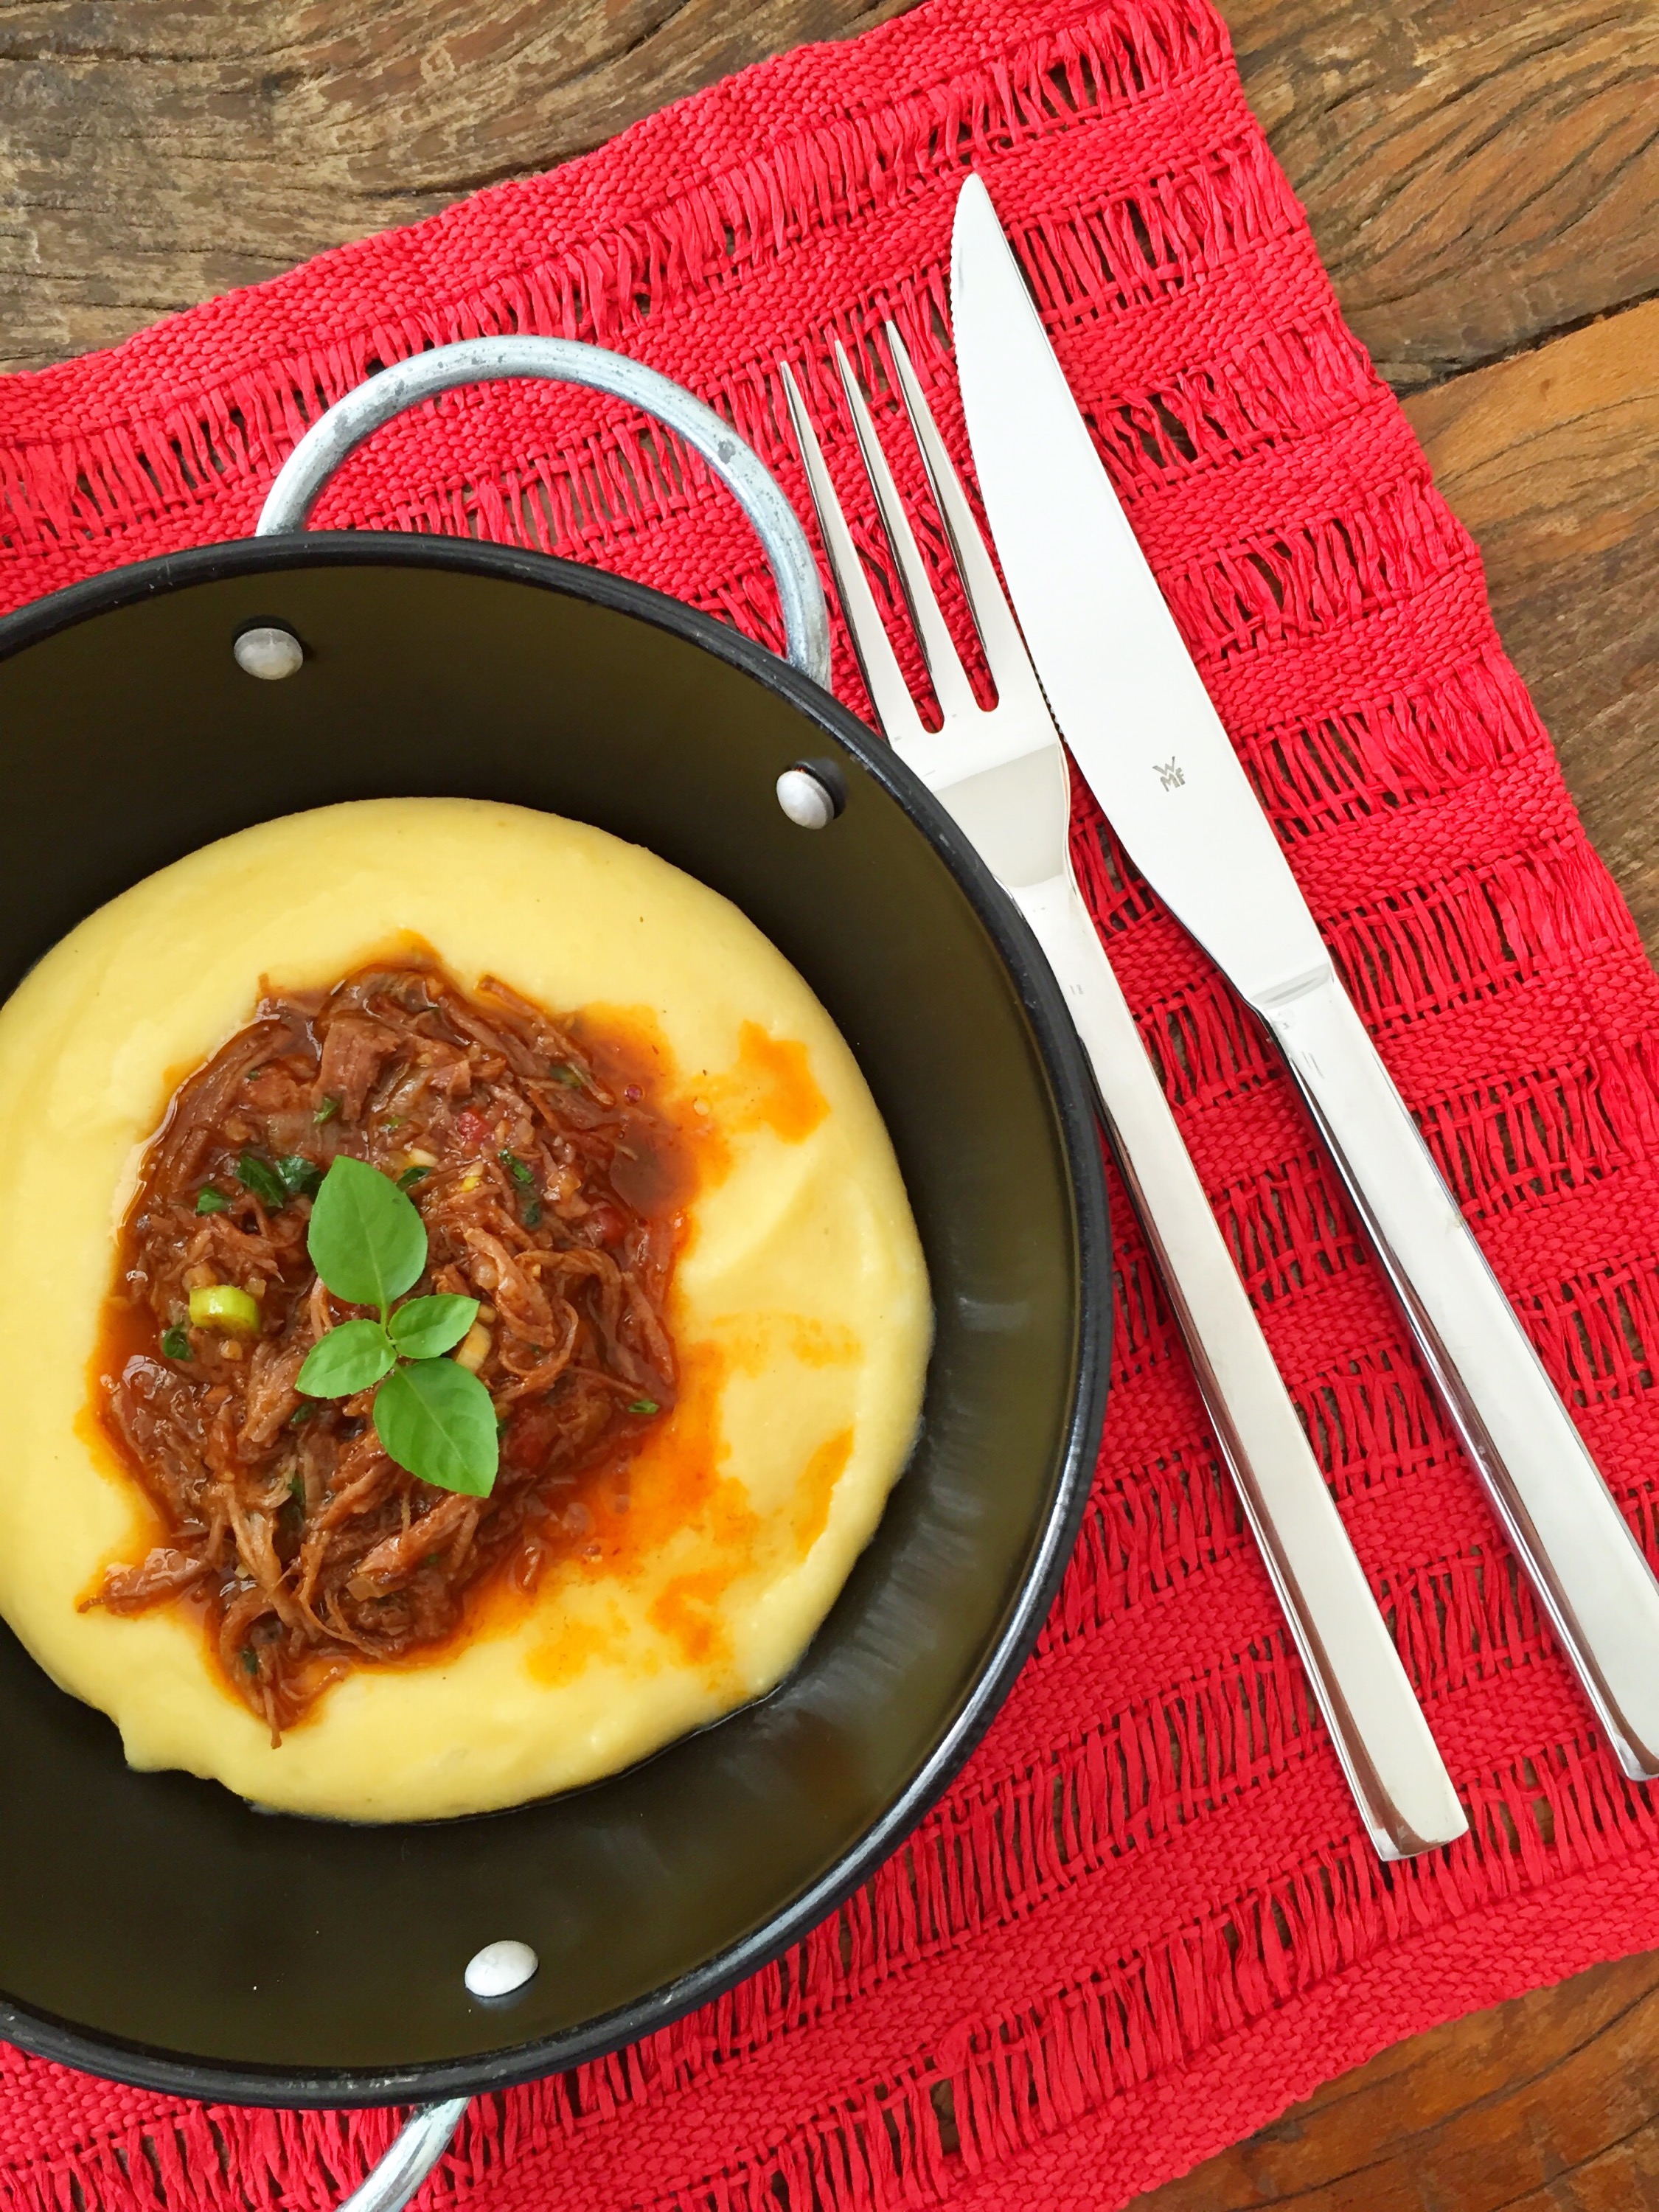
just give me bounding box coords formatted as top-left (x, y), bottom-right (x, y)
top-left (1267, 970), bottom-right (1659, 1778)
top-left (1016, 875), bottom-right (1467, 1857)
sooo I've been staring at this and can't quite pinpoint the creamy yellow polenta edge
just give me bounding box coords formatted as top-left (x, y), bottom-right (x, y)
top-left (0, 799), bottom-right (931, 1821)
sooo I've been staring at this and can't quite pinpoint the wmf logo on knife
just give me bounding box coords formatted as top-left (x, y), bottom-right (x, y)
top-left (1155, 757), bottom-right (1186, 790)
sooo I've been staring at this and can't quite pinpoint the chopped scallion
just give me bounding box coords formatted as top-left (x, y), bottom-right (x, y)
top-left (521, 1197), bottom-right (542, 1229)
top-left (627, 1398), bottom-right (660, 1416)
top-left (397, 1164), bottom-right (431, 1191)
top-left (313, 1095), bottom-right (341, 1125)
top-left (188, 1283), bottom-right (261, 1335)
top-left (499, 1149), bottom-right (535, 1188)
top-left (161, 1326), bottom-right (191, 1361)
top-left (549, 1063), bottom-right (582, 1088)
top-left (195, 1187), bottom-right (229, 1216)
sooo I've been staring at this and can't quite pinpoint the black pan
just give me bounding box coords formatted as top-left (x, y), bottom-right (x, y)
top-left (0, 338), bottom-right (1110, 2117)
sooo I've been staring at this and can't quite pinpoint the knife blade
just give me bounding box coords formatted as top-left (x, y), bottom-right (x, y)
top-left (950, 168), bottom-right (1659, 1780)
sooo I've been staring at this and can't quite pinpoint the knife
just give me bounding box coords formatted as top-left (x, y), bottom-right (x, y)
top-left (950, 170), bottom-right (1659, 1780)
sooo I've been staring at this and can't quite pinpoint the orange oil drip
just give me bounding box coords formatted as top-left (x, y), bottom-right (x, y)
top-left (791, 1427), bottom-right (855, 1554)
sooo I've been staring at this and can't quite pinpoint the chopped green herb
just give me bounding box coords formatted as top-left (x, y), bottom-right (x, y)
top-left (195, 1187), bottom-right (229, 1216)
top-left (498, 1150), bottom-right (540, 1229)
top-left (240, 1647), bottom-right (259, 1676)
top-left (289, 1402), bottom-right (316, 1427)
top-left (161, 1326), bottom-right (191, 1361)
top-left (288, 1472), bottom-right (306, 1504)
top-left (549, 1063), bottom-right (583, 1088)
top-left (313, 1095), bottom-right (341, 1125)
top-left (237, 1151), bottom-right (288, 1208)
top-left (189, 1283), bottom-right (262, 1335)
top-left (383, 1116), bottom-right (404, 1133)
top-left (276, 1153), bottom-right (324, 1199)
top-left (243, 1066), bottom-right (264, 1082)
top-left (397, 1164), bottom-right (431, 1192)
top-left (627, 1398), bottom-right (660, 1416)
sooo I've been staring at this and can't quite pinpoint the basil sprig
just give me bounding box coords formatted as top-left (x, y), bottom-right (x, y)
top-left (296, 1157), bottom-right (497, 1496)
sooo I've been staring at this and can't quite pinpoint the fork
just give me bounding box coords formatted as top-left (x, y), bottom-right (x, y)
top-left (781, 331), bottom-right (1467, 1860)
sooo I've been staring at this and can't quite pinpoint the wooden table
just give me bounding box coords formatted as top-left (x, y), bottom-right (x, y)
top-left (3, 0), bottom-right (1658, 2201)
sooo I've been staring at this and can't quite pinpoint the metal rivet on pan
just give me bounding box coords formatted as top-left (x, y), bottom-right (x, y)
top-left (776, 765), bottom-right (838, 829)
top-left (465, 1939), bottom-right (539, 1999)
top-left (233, 624), bottom-right (305, 681)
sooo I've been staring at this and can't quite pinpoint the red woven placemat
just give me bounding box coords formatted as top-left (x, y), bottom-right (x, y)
top-left (4, 1), bottom-right (1659, 2205)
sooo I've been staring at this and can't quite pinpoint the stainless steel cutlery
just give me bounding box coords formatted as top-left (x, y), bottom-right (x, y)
top-left (948, 168), bottom-right (1659, 1782)
top-left (780, 333), bottom-right (1467, 1857)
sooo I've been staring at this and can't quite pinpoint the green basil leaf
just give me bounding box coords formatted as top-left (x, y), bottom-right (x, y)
top-left (373, 1358), bottom-right (498, 1496)
top-left (237, 1152), bottom-right (288, 1208)
top-left (276, 1153), bottom-right (324, 1199)
top-left (306, 1155), bottom-right (428, 1310)
top-left (296, 1318), bottom-right (395, 1399)
top-left (388, 1294), bottom-right (479, 1361)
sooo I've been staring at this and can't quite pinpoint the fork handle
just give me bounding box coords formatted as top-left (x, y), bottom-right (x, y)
top-left (1015, 874), bottom-right (1467, 1857)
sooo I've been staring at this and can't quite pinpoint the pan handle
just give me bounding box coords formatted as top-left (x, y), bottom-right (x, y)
top-left (254, 335), bottom-right (831, 689)
top-left (336, 2098), bottom-right (470, 2212)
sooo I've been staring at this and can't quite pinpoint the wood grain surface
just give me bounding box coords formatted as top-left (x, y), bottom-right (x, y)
top-left (4, 0), bottom-right (1659, 2204)
top-left (1405, 299), bottom-right (1659, 949)
top-left (1136, 1952), bottom-right (1659, 2212)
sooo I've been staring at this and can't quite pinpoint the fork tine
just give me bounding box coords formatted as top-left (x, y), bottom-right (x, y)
top-left (779, 361), bottom-right (928, 748)
top-left (832, 341), bottom-right (983, 726)
top-left (883, 320), bottom-right (1053, 723)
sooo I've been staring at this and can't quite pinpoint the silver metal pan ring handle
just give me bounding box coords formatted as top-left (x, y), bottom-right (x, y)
top-left (333, 2098), bottom-right (470, 2212)
top-left (256, 334), bottom-right (831, 689)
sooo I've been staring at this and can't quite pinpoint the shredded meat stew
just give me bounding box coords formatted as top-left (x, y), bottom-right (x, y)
top-left (88, 960), bottom-right (688, 1742)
